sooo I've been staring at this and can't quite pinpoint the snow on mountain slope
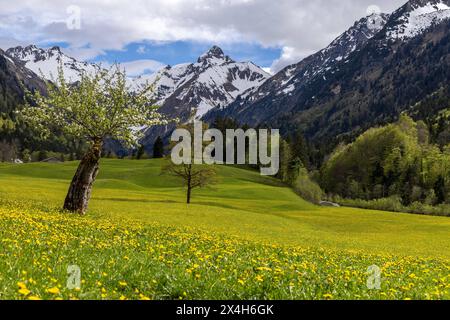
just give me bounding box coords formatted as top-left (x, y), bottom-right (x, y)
top-left (4, 44), bottom-right (269, 132)
top-left (207, 12), bottom-right (390, 115)
top-left (204, 0), bottom-right (450, 145)
top-left (133, 46), bottom-right (270, 119)
top-left (131, 63), bottom-right (193, 103)
top-left (387, 0), bottom-right (450, 39)
top-left (6, 45), bottom-right (99, 83)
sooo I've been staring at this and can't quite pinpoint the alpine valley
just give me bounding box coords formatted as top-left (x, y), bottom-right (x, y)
top-left (1, 0), bottom-right (450, 159)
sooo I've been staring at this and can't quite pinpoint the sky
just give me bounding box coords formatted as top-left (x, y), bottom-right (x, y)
top-left (0, 0), bottom-right (407, 75)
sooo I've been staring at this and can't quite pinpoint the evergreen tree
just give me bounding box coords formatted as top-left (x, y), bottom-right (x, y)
top-left (136, 144), bottom-right (146, 160)
top-left (434, 175), bottom-right (447, 204)
top-left (153, 137), bottom-right (164, 158)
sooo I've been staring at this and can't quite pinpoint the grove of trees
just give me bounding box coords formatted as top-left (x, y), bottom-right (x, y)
top-left (321, 115), bottom-right (450, 207)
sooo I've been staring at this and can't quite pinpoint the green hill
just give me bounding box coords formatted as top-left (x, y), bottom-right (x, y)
top-left (1, 159), bottom-right (449, 259)
top-left (0, 159), bottom-right (449, 300)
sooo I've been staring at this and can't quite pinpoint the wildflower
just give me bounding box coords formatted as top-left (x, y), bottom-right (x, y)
top-left (17, 282), bottom-right (27, 290)
top-left (323, 293), bottom-right (333, 299)
top-left (47, 287), bottom-right (60, 294)
top-left (19, 288), bottom-right (31, 296)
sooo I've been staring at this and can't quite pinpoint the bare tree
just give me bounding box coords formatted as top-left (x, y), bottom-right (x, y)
top-left (161, 123), bottom-right (218, 204)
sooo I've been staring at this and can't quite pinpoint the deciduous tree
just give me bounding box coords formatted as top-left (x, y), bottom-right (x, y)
top-left (23, 65), bottom-right (164, 214)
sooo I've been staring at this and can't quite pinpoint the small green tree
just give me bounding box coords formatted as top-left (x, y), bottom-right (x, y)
top-left (21, 149), bottom-right (31, 163)
top-left (23, 65), bottom-right (164, 214)
top-left (38, 150), bottom-right (48, 162)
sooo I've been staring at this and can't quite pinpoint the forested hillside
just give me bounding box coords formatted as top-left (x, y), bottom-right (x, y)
top-left (321, 115), bottom-right (450, 215)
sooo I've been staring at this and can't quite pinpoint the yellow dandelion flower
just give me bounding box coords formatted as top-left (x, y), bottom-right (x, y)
top-left (323, 293), bottom-right (333, 299)
top-left (19, 288), bottom-right (31, 296)
top-left (47, 287), bottom-right (60, 295)
top-left (139, 294), bottom-right (151, 300)
top-left (17, 282), bottom-right (27, 290)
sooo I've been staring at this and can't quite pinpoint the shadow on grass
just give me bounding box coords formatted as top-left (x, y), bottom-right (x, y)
top-left (93, 197), bottom-right (180, 205)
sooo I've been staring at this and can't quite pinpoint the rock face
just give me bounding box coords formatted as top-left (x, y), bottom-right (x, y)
top-left (0, 48), bottom-right (47, 153)
top-left (205, 0), bottom-right (450, 150)
top-left (319, 201), bottom-right (341, 208)
top-left (0, 48), bottom-right (47, 118)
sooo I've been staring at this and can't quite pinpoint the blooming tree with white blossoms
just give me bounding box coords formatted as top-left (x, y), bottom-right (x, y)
top-left (23, 65), bottom-right (165, 214)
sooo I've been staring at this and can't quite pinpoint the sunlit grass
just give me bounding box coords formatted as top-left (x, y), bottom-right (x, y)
top-left (0, 201), bottom-right (448, 300)
top-left (0, 159), bottom-right (449, 300)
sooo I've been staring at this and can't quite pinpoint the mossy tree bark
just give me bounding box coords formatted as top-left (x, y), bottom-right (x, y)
top-left (63, 139), bottom-right (103, 214)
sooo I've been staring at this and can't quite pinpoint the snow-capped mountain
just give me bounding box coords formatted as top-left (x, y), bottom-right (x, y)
top-left (5, 44), bottom-right (269, 121)
top-left (0, 48), bottom-right (46, 97)
top-left (386, 0), bottom-right (450, 40)
top-left (137, 46), bottom-right (270, 151)
top-left (205, 0), bottom-right (450, 149)
top-left (6, 45), bottom-right (99, 83)
top-left (205, 12), bottom-right (390, 121)
top-left (133, 46), bottom-right (270, 119)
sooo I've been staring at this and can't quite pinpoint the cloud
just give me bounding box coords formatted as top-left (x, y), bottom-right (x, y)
top-left (119, 59), bottom-right (166, 77)
top-left (262, 67), bottom-right (273, 75)
top-left (99, 59), bottom-right (166, 77)
top-left (136, 45), bottom-right (147, 54)
top-left (270, 46), bottom-right (314, 73)
top-left (0, 0), bottom-right (408, 72)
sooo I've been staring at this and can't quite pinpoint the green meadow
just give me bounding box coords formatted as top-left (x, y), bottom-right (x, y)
top-left (0, 160), bottom-right (448, 300)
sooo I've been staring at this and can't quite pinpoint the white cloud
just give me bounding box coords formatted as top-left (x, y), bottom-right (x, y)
top-left (270, 46), bottom-right (314, 73)
top-left (136, 45), bottom-right (147, 54)
top-left (0, 0), bottom-right (407, 72)
top-left (120, 59), bottom-right (166, 77)
top-left (262, 67), bottom-right (273, 75)
top-left (99, 59), bottom-right (166, 77)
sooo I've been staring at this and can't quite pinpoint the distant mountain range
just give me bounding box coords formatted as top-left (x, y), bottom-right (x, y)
top-left (2, 0), bottom-right (450, 156)
top-left (3, 45), bottom-right (270, 153)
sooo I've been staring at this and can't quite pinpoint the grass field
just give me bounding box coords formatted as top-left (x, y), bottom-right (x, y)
top-left (0, 159), bottom-right (449, 300)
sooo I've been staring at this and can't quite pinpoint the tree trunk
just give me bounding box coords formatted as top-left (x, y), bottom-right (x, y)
top-left (187, 174), bottom-right (192, 204)
top-left (187, 186), bottom-right (191, 204)
top-left (63, 139), bottom-right (102, 214)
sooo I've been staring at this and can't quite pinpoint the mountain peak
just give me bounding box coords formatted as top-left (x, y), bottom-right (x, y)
top-left (197, 46), bottom-right (233, 66)
top-left (386, 0), bottom-right (450, 40)
top-left (206, 45), bottom-right (225, 58)
top-left (5, 44), bottom-right (98, 83)
top-left (407, 0), bottom-right (450, 10)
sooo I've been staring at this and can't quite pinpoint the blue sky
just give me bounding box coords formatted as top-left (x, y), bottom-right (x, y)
top-left (89, 41), bottom-right (281, 69)
top-left (0, 0), bottom-right (406, 74)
